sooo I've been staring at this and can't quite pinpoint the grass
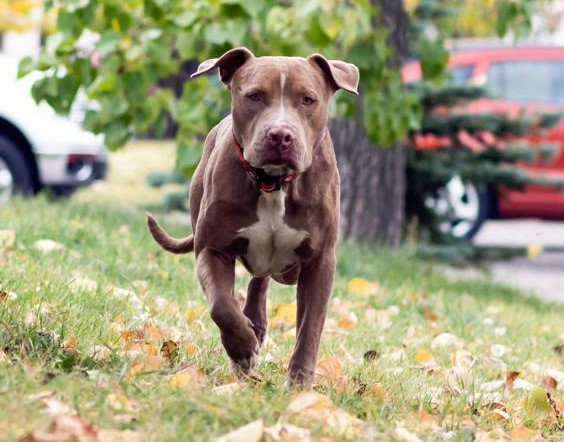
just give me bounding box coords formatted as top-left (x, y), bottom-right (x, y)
top-left (0, 143), bottom-right (563, 441)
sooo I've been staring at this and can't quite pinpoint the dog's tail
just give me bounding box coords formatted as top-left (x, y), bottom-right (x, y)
top-left (146, 213), bottom-right (194, 254)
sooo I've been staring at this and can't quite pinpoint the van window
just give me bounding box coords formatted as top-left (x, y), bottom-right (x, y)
top-left (487, 60), bottom-right (564, 106)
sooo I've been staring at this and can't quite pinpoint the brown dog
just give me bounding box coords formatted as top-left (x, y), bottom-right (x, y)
top-left (147, 47), bottom-right (359, 387)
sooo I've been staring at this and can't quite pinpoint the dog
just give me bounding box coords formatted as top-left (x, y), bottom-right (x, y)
top-left (147, 47), bottom-right (359, 387)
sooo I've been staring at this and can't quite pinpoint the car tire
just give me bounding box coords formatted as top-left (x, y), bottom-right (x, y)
top-left (0, 135), bottom-right (34, 202)
top-left (425, 176), bottom-right (491, 240)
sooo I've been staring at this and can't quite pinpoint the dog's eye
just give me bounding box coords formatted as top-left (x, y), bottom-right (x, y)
top-left (302, 96), bottom-right (316, 106)
top-left (247, 92), bottom-right (262, 102)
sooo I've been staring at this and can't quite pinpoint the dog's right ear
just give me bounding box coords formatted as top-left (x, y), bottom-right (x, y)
top-left (191, 47), bottom-right (255, 86)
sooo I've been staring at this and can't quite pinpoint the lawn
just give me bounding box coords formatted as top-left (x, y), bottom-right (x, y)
top-left (1, 143), bottom-right (563, 441)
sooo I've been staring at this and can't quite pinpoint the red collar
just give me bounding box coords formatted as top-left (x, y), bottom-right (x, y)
top-left (232, 133), bottom-right (297, 192)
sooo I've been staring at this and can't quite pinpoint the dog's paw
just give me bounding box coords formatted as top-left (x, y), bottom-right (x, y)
top-left (220, 318), bottom-right (260, 372)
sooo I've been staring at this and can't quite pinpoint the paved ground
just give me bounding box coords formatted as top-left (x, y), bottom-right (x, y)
top-left (463, 220), bottom-right (564, 303)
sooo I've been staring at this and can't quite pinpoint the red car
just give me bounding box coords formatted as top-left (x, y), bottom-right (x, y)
top-left (403, 46), bottom-right (564, 238)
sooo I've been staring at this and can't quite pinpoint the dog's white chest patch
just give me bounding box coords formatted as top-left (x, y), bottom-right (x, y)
top-left (238, 191), bottom-right (307, 276)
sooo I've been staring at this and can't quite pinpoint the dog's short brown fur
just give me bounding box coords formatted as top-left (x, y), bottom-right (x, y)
top-left (148, 47), bottom-right (359, 387)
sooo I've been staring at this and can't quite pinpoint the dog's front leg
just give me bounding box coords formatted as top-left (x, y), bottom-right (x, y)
top-left (196, 249), bottom-right (259, 374)
top-left (288, 253), bottom-right (335, 388)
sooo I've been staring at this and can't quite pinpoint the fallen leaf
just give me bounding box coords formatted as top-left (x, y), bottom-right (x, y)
top-left (62, 336), bottom-right (77, 353)
top-left (43, 397), bottom-right (73, 416)
top-left (182, 342), bottom-right (199, 355)
top-left (117, 224), bottom-right (130, 237)
top-left (423, 308), bottom-right (439, 322)
top-left (129, 355), bottom-right (164, 376)
top-left (347, 278), bottom-right (380, 296)
top-left (488, 408), bottom-right (510, 421)
top-left (508, 426), bottom-right (543, 442)
top-left (89, 345), bottom-right (111, 361)
top-left (393, 423), bottom-right (422, 442)
top-left (106, 393), bottom-right (138, 413)
top-left (504, 370), bottom-right (520, 396)
top-left (68, 277), bottom-right (98, 294)
top-left (213, 382), bottom-right (243, 395)
top-left (264, 423), bottom-right (311, 442)
top-left (160, 340), bottom-right (179, 362)
top-left (97, 430), bottom-right (145, 442)
top-left (33, 239), bottom-right (65, 253)
top-left (284, 391), bottom-right (368, 438)
top-left (315, 358), bottom-right (345, 389)
top-left (359, 382), bottom-right (388, 400)
top-left (215, 419), bottom-right (263, 442)
top-left (542, 375), bottom-right (557, 390)
top-left (338, 312), bottom-right (358, 329)
top-left (0, 229), bottom-right (15, 248)
top-left (431, 333), bottom-right (464, 349)
top-left (169, 366), bottom-right (207, 390)
top-left (20, 415), bottom-right (97, 442)
top-left (414, 348), bottom-right (435, 366)
top-left (271, 301), bottom-right (297, 328)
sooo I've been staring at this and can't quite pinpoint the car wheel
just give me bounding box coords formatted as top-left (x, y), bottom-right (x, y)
top-left (424, 175), bottom-right (490, 240)
top-left (0, 135), bottom-right (34, 203)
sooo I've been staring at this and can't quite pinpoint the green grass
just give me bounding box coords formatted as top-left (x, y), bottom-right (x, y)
top-left (0, 145), bottom-right (563, 440)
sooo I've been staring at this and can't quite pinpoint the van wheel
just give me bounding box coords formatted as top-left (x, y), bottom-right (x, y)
top-left (0, 135), bottom-right (34, 203)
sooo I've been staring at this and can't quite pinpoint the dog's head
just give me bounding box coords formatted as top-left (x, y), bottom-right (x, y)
top-left (192, 47), bottom-right (359, 174)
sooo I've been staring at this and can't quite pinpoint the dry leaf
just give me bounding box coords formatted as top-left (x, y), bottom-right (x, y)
top-left (508, 426), bottom-right (543, 442)
top-left (504, 370), bottom-right (520, 396)
top-left (213, 382), bottom-right (243, 395)
top-left (106, 393), bottom-right (138, 413)
top-left (542, 375), bottom-right (558, 390)
top-left (414, 348), bottom-right (435, 366)
top-left (129, 355), bottom-right (164, 376)
top-left (360, 383), bottom-right (388, 400)
top-left (264, 423), bottom-right (311, 442)
top-left (215, 419), bottom-right (263, 442)
top-left (97, 430), bottom-right (145, 442)
top-left (393, 423), bottom-right (422, 442)
top-left (431, 333), bottom-right (464, 349)
top-left (271, 301), bottom-right (297, 328)
top-left (20, 415), bottom-right (97, 442)
top-left (337, 312), bottom-right (358, 329)
top-left (33, 239), bottom-right (65, 253)
top-left (169, 367), bottom-right (207, 390)
top-left (315, 358), bottom-right (344, 388)
top-left (347, 278), bottom-right (380, 296)
top-left (160, 340), bottom-right (179, 362)
top-left (0, 229), bottom-right (15, 248)
top-left (68, 277), bottom-right (98, 294)
top-left (89, 345), bottom-right (111, 361)
top-left (423, 308), bottom-right (439, 322)
top-left (182, 342), bottom-right (199, 355)
top-left (284, 391), bottom-right (367, 438)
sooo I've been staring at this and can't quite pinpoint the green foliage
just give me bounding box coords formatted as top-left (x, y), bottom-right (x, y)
top-left (20, 0), bottom-right (420, 173)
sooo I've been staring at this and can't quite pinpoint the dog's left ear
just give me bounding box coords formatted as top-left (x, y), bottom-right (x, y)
top-left (191, 47), bottom-right (255, 86)
top-left (308, 54), bottom-right (359, 95)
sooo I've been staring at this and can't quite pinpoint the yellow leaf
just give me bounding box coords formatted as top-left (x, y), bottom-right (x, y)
top-left (0, 229), bottom-right (15, 248)
top-left (182, 342), bottom-right (199, 355)
top-left (271, 301), bottom-right (297, 328)
top-left (129, 355), bottom-right (164, 376)
top-left (169, 367), bottom-right (207, 390)
top-left (527, 243), bottom-right (543, 261)
top-left (215, 419), bottom-right (263, 442)
top-left (523, 387), bottom-right (552, 420)
top-left (185, 305), bottom-right (206, 322)
top-left (347, 278), bottom-right (379, 296)
top-left (315, 357), bottom-right (343, 383)
top-left (338, 312), bottom-right (358, 329)
top-left (414, 348), bottom-right (435, 366)
top-left (508, 426), bottom-right (543, 442)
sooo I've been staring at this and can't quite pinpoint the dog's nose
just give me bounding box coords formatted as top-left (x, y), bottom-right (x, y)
top-left (266, 127), bottom-right (295, 150)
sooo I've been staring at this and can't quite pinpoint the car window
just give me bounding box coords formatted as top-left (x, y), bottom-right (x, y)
top-left (446, 64), bottom-right (474, 85)
top-left (487, 60), bottom-right (564, 106)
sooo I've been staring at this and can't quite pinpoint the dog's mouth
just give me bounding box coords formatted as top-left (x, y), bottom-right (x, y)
top-left (262, 163), bottom-right (292, 176)
top-left (257, 154), bottom-right (299, 174)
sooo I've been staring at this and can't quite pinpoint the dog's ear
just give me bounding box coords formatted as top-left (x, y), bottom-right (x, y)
top-left (191, 47), bottom-right (255, 85)
top-left (308, 54), bottom-right (359, 95)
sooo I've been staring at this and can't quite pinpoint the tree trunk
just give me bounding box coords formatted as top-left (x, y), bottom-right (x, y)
top-left (331, 0), bottom-right (409, 246)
